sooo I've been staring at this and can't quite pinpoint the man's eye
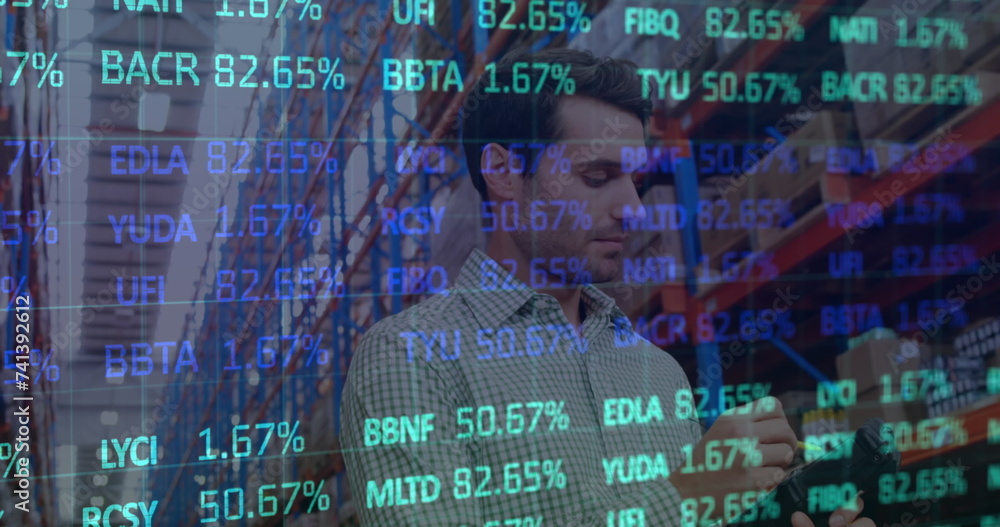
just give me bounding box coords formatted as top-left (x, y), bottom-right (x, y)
top-left (582, 171), bottom-right (608, 185)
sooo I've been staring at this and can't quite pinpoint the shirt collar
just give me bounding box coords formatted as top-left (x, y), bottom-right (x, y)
top-left (455, 248), bottom-right (625, 329)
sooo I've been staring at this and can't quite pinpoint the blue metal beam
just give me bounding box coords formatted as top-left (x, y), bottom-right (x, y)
top-left (673, 146), bottom-right (701, 296)
top-left (769, 338), bottom-right (834, 389)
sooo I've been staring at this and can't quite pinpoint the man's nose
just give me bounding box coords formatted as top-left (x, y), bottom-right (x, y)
top-left (615, 178), bottom-right (647, 227)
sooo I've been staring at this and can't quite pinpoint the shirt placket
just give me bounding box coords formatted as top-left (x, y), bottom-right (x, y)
top-left (578, 311), bottom-right (628, 505)
top-left (533, 296), bottom-right (620, 509)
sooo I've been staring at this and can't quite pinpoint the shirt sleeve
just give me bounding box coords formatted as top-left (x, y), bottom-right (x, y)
top-left (579, 341), bottom-right (704, 527)
top-left (341, 325), bottom-right (484, 526)
top-left (614, 342), bottom-right (704, 526)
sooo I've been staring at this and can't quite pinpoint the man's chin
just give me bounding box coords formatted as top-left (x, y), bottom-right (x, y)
top-left (585, 257), bottom-right (621, 284)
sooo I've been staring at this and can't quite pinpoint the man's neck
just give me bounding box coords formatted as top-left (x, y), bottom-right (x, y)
top-left (485, 242), bottom-right (586, 328)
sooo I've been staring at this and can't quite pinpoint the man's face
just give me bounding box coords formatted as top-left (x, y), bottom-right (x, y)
top-left (509, 96), bottom-right (647, 284)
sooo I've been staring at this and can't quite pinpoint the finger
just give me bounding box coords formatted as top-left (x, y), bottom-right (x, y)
top-left (725, 397), bottom-right (783, 419)
top-left (847, 517), bottom-right (875, 527)
top-left (749, 418), bottom-right (798, 451)
top-left (829, 495), bottom-right (864, 527)
top-left (750, 396), bottom-right (785, 420)
top-left (753, 442), bottom-right (796, 469)
top-left (838, 496), bottom-right (865, 522)
top-left (791, 511), bottom-right (814, 527)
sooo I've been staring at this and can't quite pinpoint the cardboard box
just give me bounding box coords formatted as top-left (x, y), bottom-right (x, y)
top-left (852, 42), bottom-right (1000, 143)
top-left (715, 34), bottom-right (746, 63)
top-left (587, 2), bottom-right (716, 111)
top-left (731, 112), bottom-right (854, 250)
top-left (847, 387), bottom-right (926, 430)
top-left (836, 337), bottom-right (930, 394)
top-left (956, 2), bottom-right (1000, 69)
top-left (788, 112), bottom-right (854, 189)
top-left (843, 0), bottom-right (971, 141)
top-left (711, 0), bottom-right (785, 65)
top-left (856, 140), bottom-right (909, 179)
top-left (843, 0), bottom-right (948, 74)
top-left (697, 183), bottom-right (751, 266)
top-left (624, 185), bottom-right (681, 257)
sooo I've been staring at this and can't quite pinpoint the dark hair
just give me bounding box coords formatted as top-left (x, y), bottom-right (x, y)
top-left (460, 47), bottom-right (653, 203)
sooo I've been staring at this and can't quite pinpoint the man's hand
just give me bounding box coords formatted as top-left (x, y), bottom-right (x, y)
top-left (669, 397), bottom-right (798, 520)
top-left (791, 494), bottom-right (875, 527)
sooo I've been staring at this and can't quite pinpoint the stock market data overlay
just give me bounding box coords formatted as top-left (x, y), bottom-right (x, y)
top-left (1, 0), bottom-right (1000, 525)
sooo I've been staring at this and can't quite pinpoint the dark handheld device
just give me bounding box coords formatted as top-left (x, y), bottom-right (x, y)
top-left (728, 418), bottom-right (901, 527)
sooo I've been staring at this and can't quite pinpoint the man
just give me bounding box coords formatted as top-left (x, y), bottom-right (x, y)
top-left (341, 47), bottom-right (873, 527)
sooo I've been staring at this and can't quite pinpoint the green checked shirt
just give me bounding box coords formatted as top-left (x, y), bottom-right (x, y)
top-left (341, 248), bottom-right (703, 526)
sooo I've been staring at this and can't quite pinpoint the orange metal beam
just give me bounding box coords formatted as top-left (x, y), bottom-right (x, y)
top-left (901, 399), bottom-right (1000, 466)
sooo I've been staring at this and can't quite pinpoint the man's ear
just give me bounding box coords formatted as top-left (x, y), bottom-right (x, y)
top-left (480, 143), bottom-right (519, 202)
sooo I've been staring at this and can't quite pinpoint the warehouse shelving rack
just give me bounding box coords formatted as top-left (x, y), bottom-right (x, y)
top-left (147, 0), bottom-right (1000, 524)
top-left (632, 0), bottom-right (1000, 521)
top-left (644, 0), bottom-right (1000, 432)
top-left (148, 0), bottom-right (551, 524)
top-left (0, 2), bottom-right (61, 524)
